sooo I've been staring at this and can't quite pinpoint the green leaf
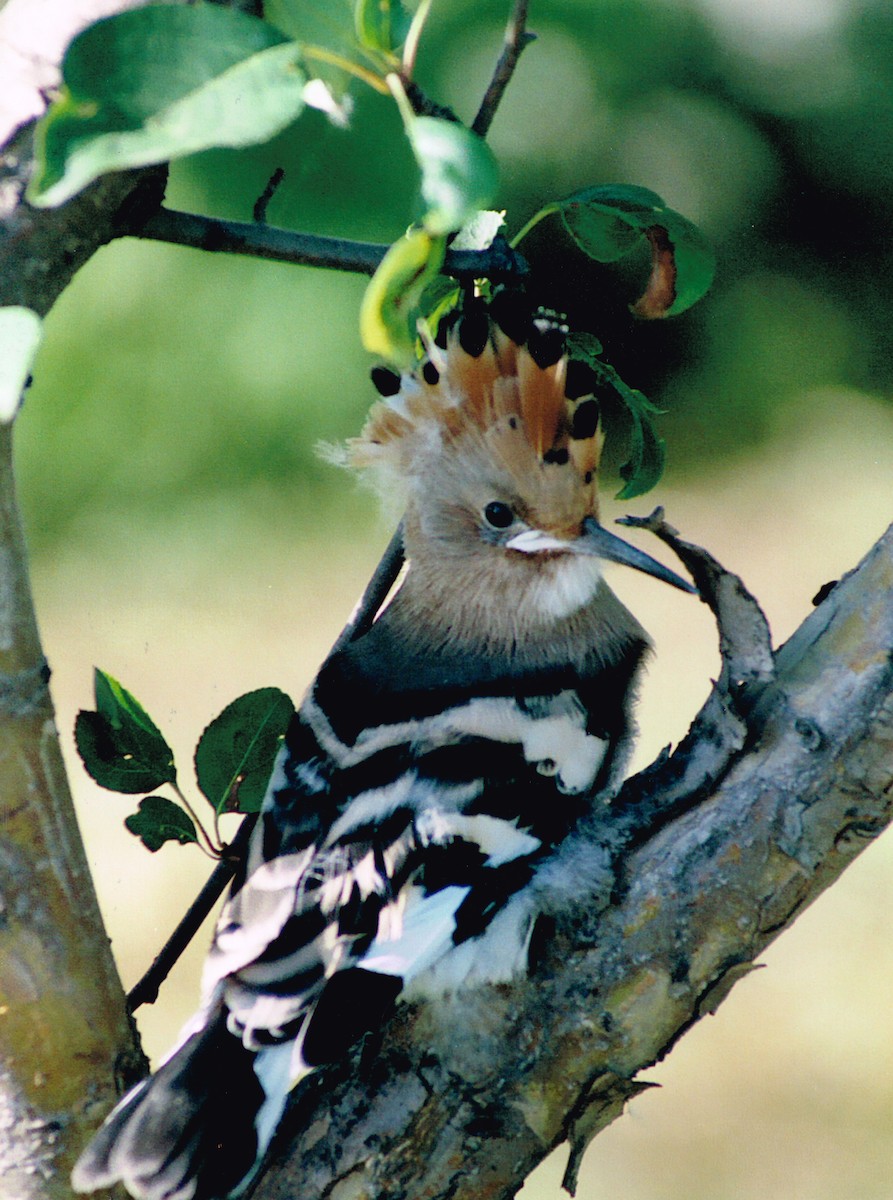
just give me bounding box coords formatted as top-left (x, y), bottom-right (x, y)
top-left (264, 0), bottom-right (358, 104)
top-left (522, 185), bottom-right (715, 318)
top-left (407, 118), bottom-right (499, 237)
top-left (0, 307), bottom-right (42, 424)
top-left (125, 795), bottom-right (198, 852)
top-left (556, 185), bottom-right (665, 261)
top-left (355, 0), bottom-right (411, 53)
top-left (360, 229), bottom-right (446, 363)
top-left (29, 4), bottom-right (307, 208)
top-left (194, 687), bottom-right (294, 815)
top-left (566, 331), bottom-right (666, 499)
top-left (75, 669), bottom-right (176, 793)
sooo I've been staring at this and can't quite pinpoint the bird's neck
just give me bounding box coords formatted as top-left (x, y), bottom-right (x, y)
top-left (383, 552), bottom-right (649, 674)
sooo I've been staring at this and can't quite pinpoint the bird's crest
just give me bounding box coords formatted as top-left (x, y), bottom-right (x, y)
top-left (351, 293), bottom-right (605, 509)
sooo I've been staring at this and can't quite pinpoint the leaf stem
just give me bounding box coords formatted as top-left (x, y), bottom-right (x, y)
top-left (170, 780), bottom-right (221, 857)
top-left (300, 43), bottom-right (390, 93)
top-left (402, 0), bottom-right (434, 78)
top-left (386, 71), bottom-right (417, 131)
top-left (510, 201), bottom-right (559, 248)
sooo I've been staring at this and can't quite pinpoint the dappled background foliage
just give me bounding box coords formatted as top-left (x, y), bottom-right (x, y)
top-left (19, 0), bottom-right (893, 552)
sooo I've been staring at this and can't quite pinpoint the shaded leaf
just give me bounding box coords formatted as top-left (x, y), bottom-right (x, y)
top-left (195, 687), bottom-right (294, 815)
top-left (523, 185), bottom-right (715, 317)
top-left (0, 307), bottom-right (42, 424)
top-left (125, 796), bottom-right (198, 853)
top-left (566, 332), bottom-right (666, 498)
top-left (355, 0), bottom-right (411, 54)
top-left (265, 0), bottom-right (358, 101)
top-left (75, 669), bottom-right (176, 793)
top-left (407, 118), bottom-right (499, 236)
top-left (29, 4), bottom-right (307, 208)
top-left (360, 229), bottom-right (446, 363)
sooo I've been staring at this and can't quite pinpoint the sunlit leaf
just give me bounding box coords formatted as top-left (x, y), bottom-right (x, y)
top-left (125, 795), bottom-right (198, 852)
top-left (194, 687), bottom-right (294, 815)
top-left (29, 4), bottom-right (307, 208)
top-left (0, 307), bottom-right (42, 424)
top-left (264, 0), bottom-right (359, 101)
top-left (75, 668), bottom-right (176, 793)
top-left (407, 118), bottom-right (499, 236)
top-left (360, 229), bottom-right (446, 363)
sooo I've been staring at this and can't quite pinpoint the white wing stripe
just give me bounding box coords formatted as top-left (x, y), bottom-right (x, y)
top-left (303, 690), bottom-right (606, 797)
top-left (360, 884), bottom-right (470, 981)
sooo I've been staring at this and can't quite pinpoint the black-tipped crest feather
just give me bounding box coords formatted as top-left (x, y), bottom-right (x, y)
top-left (351, 297), bottom-right (604, 514)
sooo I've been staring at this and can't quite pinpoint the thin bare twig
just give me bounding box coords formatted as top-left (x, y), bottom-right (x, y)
top-left (253, 168), bottom-right (285, 225)
top-left (472, 0), bottom-right (536, 137)
top-left (126, 815), bottom-right (257, 1012)
top-left (327, 523), bottom-right (405, 659)
top-left (126, 527), bottom-right (407, 1012)
top-left (135, 208), bottom-right (527, 280)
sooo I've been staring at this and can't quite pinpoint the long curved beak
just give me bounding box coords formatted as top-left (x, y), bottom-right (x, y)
top-left (575, 516), bottom-right (696, 594)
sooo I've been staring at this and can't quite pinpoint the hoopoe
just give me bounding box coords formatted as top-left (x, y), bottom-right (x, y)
top-left (73, 291), bottom-right (694, 1200)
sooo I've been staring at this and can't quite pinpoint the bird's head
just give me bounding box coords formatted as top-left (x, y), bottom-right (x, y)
top-left (351, 293), bottom-right (693, 623)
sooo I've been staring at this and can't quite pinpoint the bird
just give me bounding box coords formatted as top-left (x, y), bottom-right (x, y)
top-left (72, 289), bottom-right (694, 1200)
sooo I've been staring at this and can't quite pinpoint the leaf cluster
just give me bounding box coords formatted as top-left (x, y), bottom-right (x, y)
top-left (23, 0), bottom-right (715, 498)
top-left (75, 669), bottom-right (294, 854)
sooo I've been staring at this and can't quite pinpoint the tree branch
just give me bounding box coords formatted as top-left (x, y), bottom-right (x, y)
top-left (135, 208), bottom-right (528, 281)
top-left (1, 8), bottom-right (168, 1190)
top-left (249, 525), bottom-right (893, 1200)
top-left (0, 416), bottom-right (147, 1198)
top-left (472, 0), bottom-right (536, 137)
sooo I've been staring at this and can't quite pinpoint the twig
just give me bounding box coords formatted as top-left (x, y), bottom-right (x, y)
top-left (138, 209), bottom-right (389, 274)
top-left (471, 0), bottom-right (536, 137)
top-left (327, 523), bottom-right (405, 659)
top-left (253, 168), bottom-right (285, 225)
top-left (135, 208), bottom-right (528, 281)
top-left (126, 815), bottom-right (256, 1012)
top-left (126, 526), bottom-right (407, 1012)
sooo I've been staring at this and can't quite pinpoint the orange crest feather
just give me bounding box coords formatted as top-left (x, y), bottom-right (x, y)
top-left (351, 303), bottom-right (603, 512)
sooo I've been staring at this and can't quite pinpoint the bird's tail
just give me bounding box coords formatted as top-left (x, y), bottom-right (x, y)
top-left (72, 1004), bottom-right (271, 1200)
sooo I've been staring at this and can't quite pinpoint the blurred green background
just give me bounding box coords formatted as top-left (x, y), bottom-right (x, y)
top-left (19, 1), bottom-right (893, 1198)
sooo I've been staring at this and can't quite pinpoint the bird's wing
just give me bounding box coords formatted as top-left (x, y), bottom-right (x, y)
top-left (201, 621), bottom-right (613, 1053)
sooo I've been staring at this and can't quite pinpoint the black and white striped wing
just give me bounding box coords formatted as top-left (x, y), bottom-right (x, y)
top-left (200, 624), bottom-right (631, 1065)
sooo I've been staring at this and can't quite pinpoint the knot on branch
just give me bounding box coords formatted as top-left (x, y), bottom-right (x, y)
top-left (0, 657), bottom-right (51, 718)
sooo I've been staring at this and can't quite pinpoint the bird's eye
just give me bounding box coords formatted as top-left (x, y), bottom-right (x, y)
top-left (483, 501), bottom-right (514, 529)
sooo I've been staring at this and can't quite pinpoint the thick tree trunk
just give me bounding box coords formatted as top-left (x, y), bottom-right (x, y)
top-left (0, 2), bottom-right (163, 1190)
